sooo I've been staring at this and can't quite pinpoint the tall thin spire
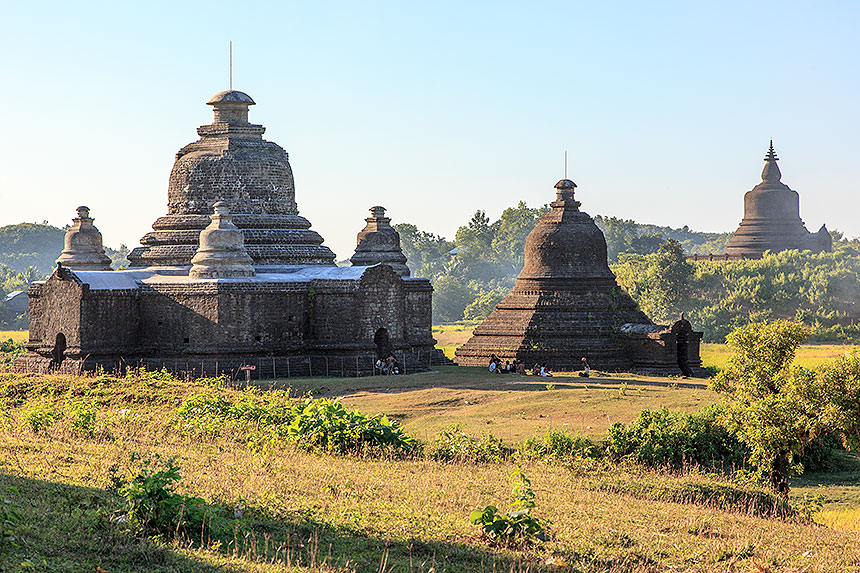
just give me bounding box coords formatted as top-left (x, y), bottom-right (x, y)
top-left (228, 41), bottom-right (233, 90)
top-left (761, 140), bottom-right (782, 183)
top-left (764, 139), bottom-right (779, 162)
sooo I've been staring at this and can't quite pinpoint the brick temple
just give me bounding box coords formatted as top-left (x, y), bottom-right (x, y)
top-left (15, 90), bottom-right (439, 377)
top-left (692, 142), bottom-right (832, 261)
top-left (455, 179), bottom-right (704, 375)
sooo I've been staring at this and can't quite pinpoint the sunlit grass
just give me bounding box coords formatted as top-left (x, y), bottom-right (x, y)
top-left (0, 330), bottom-right (27, 344)
top-left (701, 343), bottom-right (860, 372)
top-left (814, 507), bottom-right (860, 531)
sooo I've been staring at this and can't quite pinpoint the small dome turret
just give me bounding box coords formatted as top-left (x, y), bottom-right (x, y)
top-left (350, 206), bottom-right (410, 276)
top-left (189, 202), bottom-right (256, 278)
top-left (56, 206), bottom-right (112, 270)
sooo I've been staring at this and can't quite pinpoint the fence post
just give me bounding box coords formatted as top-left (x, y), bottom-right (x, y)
top-left (286, 357), bottom-right (290, 378)
top-left (325, 357), bottom-right (329, 377)
top-left (272, 357), bottom-right (276, 379)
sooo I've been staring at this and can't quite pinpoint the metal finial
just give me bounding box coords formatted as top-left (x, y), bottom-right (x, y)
top-left (229, 41), bottom-right (233, 90)
top-left (564, 150), bottom-right (568, 179)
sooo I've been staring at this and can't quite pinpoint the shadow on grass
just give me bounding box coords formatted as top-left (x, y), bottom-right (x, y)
top-left (0, 473), bottom-right (550, 573)
top-left (250, 366), bottom-right (708, 399)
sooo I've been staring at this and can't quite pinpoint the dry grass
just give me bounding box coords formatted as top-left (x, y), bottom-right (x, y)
top-left (0, 330), bottom-right (27, 344)
top-left (0, 369), bottom-right (858, 571)
top-left (814, 507), bottom-right (860, 531)
top-left (432, 324), bottom-right (476, 359)
top-left (700, 343), bottom-right (860, 372)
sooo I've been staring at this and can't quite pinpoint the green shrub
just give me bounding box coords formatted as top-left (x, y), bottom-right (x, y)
top-left (469, 466), bottom-right (548, 545)
top-left (65, 400), bottom-right (98, 437)
top-left (430, 425), bottom-right (514, 463)
top-left (21, 400), bottom-right (62, 434)
top-left (520, 429), bottom-right (600, 462)
top-left (607, 405), bottom-right (746, 470)
top-left (119, 455), bottom-right (211, 537)
top-left (287, 398), bottom-right (415, 455)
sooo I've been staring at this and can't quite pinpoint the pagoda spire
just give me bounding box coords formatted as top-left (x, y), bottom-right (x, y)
top-left (761, 140), bottom-right (782, 183)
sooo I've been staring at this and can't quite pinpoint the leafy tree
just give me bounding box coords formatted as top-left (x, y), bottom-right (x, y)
top-left (711, 320), bottom-right (860, 497)
top-left (613, 239), bottom-right (694, 323)
top-left (432, 275), bottom-right (475, 323)
top-left (393, 224), bottom-right (454, 279)
top-left (0, 223), bottom-right (65, 274)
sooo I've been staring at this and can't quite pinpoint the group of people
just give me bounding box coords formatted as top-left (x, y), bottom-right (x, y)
top-left (375, 353), bottom-right (400, 375)
top-left (486, 355), bottom-right (592, 378)
top-left (487, 355), bottom-right (527, 375)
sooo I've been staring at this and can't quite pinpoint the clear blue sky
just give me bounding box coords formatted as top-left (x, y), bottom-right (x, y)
top-left (1, 1), bottom-right (858, 260)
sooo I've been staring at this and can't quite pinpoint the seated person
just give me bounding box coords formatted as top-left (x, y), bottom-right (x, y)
top-left (578, 357), bottom-right (590, 377)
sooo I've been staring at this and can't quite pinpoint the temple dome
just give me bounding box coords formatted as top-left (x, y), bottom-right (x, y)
top-left (519, 179), bottom-right (614, 280)
top-left (128, 90), bottom-right (335, 268)
top-left (725, 142), bottom-right (830, 258)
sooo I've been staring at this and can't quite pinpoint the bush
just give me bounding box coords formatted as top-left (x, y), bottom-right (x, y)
top-left (119, 455), bottom-right (211, 537)
top-left (429, 425), bottom-right (514, 463)
top-left (21, 400), bottom-right (62, 435)
top-left (520, 429), bottom-right (600, 462)
top-left (607, 405), bottom-right (746, 470)
top-left (287, 398), bottom-right (415, 455)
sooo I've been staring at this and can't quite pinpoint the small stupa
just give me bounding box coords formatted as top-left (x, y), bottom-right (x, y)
top-left (55, 206), bottom-right (113, 270)
top-left (189, 202), bottom-right (256, 278)
top-left (455, 179), bottom-right (654, 371)
top-left (350, 206), bottom-right (410, 276)
top-left (724, 141), bottom-right (831, 258)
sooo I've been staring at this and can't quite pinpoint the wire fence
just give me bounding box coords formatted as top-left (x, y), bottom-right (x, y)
top-left (13, 347), bottom-right (451, 381)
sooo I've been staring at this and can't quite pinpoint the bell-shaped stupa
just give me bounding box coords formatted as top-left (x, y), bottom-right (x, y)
top-left (724, 142), bottom-right (831, 258)
top-left (128, 90), bottom-right (335, 268)
top-left (350, 206), bottom-right (410, 277)
top-left (455, 179), bottom-right (652, 371)
top-left (189, 202), bottom-right (256, 278)
top-left (56, 206), bottom-right (113, 270)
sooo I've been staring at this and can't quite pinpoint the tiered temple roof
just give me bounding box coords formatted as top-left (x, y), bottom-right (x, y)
top-left (128, 90), bottom-right (335, 268)
top-left (455, 179), bottom-right (652, 371)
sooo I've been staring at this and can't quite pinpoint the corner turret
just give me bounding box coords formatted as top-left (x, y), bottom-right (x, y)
top-left (55, 206), bottom-right (112, 270)
top-left (350, 206), bottom-right (410, 276)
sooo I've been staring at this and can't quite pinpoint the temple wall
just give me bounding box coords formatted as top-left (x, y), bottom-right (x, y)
top-left (404, 280), bottom-right (434, 345)
top-left (79, 291), bottom-right (139, 354)
top-left (26, 277), bottom-right (83, 354)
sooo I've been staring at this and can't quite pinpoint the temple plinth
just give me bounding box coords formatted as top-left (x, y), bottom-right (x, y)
top-left (724, 141), bottom-right (831, 258)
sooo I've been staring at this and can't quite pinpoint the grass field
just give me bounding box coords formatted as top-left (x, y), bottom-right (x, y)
top-left (0, 366), bottom-right (858, 572)
top-left (292, 366), bottom-right (717, 442)
top-left (0, 330), bottom-right (27, 344)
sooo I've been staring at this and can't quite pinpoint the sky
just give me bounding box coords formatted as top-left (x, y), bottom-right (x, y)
top-left (1, 1), bottom-right (858, 260)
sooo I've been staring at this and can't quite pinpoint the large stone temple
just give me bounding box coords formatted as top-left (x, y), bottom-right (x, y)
top-left (723, 142), bottom-right (831, 259)
top-left (15, 90), bottom-right (438, 377)
top-left (455, 179), bottom-right (704, 375)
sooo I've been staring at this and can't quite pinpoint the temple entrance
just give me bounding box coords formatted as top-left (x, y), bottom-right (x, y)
top-left (50, 333), bottom-right (66, 368)
top-left (374, 328), bottom-right (393, 358)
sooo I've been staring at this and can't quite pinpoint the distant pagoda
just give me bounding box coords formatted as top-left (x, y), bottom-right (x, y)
top-left (456, 179), bottom-right (673, 372)
top-left (724, 141), bottom-right (831, 259)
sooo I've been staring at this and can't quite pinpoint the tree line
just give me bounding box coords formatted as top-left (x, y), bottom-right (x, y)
top-left (395, 203), bottom-right (860, 343)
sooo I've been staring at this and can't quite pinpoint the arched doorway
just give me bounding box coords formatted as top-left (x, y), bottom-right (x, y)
top-left (374, 328), bottom-right (393, 359)
top-left (50, 333), bottom-right (66, 368)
